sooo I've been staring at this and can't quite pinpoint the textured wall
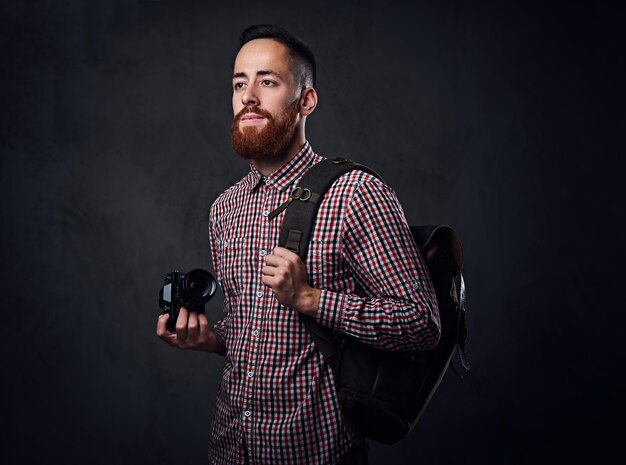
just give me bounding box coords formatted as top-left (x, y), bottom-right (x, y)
top-left (1, 1), bottom-right (622, 464)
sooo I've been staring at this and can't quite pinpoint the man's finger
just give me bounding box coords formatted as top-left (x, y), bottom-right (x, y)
top-left (262, 274), bottom-right (278, 288)
top-left (163, 332), bottom-right (179, 348)
top-left (272, 247), bottom-right (296, 258)
top-left (261, 265), bottom-right (277, 276)
top-left (264, 254), bottom-right (285, 268)
top-left (156, 314), bottom-right (180, 348)
top-left (187, 311), bottom-right (199, 338)
top-left (176, 307), bottom-right (189, 341)
top-left (272, 248), bottom-right (301, 269)
top-left (273, 247), bottom-right (302, 263)
top-left (156, 313), bottom-right (171, 337)
top-left (198, 314), bottom-right (209, 333)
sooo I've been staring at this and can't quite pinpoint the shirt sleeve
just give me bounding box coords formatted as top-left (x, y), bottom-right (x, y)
top-left (208, 204), bottom-right (229, 351)
top-left (315, 178), bottom-right (440, 351)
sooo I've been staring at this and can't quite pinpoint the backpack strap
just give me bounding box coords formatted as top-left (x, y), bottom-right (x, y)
top-left (268, 158), bottom-right (382, 360)
top-left (270, 158), bottom-right (382, 259)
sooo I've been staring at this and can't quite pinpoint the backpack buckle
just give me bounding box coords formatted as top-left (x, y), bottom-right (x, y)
top-left (291, 187), bottom-right (312, 201)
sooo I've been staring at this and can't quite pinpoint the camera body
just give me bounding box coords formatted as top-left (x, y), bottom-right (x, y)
top-left (159, 269), bottom-right (217, 332)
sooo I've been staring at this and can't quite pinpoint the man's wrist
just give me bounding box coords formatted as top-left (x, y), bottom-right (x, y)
top-left (297, 287), bottom-right (321, 317)
top-left (201, 329), bottom-right (225, 354)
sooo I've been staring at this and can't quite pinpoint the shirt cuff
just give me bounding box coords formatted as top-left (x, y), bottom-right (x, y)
top-left (211, 326), bottom-right (227, 349)
top-left (316, 288), bottom-right (347, 331)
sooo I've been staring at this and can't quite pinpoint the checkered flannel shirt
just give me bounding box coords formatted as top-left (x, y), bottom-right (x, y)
top-left (207, 142), bottom-right (440, 465)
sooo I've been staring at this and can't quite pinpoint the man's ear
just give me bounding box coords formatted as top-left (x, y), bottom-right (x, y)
top-left (299, 86), bottom-right (318, 116)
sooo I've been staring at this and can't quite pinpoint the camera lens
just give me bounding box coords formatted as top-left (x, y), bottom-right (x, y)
top-left (182, 268), bottom-right (216, 304)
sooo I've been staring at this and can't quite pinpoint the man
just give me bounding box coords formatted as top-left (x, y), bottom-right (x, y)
top-left (157, 24), bottom-right (440, 465)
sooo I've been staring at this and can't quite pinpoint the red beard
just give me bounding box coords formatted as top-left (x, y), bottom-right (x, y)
top-left (231, 101), bottom-right (299, 161)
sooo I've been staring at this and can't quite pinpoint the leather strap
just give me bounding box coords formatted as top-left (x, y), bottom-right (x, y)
top-left (268, 158), bottom-right (382, 359)
top-left (270, 158), bottom-right (382, 260)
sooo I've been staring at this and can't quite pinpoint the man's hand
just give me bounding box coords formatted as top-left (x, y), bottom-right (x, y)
top-left (262, 246), bottom-right (321, 317)
top-left (156, 307), bottom-right (224, 353)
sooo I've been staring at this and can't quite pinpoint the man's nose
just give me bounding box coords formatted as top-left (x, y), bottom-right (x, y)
top-left (242, 85), bottom-right (258, 106)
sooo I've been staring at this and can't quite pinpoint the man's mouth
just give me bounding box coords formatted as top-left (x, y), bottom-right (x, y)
top-left (241, 113), bottom-right (265, 122)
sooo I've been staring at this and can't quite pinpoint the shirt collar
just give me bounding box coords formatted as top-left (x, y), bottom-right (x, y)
top-left (245, 141), bottom-right (316, 192)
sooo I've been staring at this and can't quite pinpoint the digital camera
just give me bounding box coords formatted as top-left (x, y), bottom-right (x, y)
top-left (158, 269), bottom-right (217, 332)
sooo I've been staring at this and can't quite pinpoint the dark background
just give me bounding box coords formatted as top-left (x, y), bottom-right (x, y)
top-left (1, 1), bottom-right (623, 464)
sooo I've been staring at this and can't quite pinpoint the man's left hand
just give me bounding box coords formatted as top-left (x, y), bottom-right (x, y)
top-left (262, 247), bottom-right (320, 317)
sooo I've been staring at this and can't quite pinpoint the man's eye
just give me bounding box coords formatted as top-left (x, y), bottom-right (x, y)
top-left (261, 80), bottom-right (274, 86)
top-left (234, 82), bottom-right (245, 90)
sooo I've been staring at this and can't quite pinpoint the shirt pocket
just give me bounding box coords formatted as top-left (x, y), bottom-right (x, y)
top-left (216, 236), bottom-right (248, 298)
top-left (307, 239), bottom-right (330, 288)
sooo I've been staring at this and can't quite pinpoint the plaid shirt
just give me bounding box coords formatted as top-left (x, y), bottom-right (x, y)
top-left (207, 142), bottom-right (439, 465)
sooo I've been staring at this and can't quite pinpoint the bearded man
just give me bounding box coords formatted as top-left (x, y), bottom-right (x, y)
top-left (157, 24), bottom-right (440, 465)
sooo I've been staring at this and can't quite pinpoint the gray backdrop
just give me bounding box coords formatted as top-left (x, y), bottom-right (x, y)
top-left (1, 1), bottom-right (623, 464)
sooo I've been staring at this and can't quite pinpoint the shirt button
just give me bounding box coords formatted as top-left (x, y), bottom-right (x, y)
top-left (223, 240), bottom-right (229, 248)
top-left (247, 371), bottom-right (254, 378)
top-left (263, 210), bottom-right (269, 217)
top-left (252, 329), bottom-right (260, 337)
top-left (260, 249), bottom-right (267, 256)
top-left (244, 410), bottom-right (251, 418)
top-left (256, 291), bottom-right (264, 298)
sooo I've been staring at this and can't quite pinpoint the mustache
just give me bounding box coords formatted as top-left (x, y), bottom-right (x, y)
top-left (234, 106), bottom-right (274, 123)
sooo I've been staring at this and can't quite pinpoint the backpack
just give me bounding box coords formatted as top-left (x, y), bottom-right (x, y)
top-left (270, 157), bottom-right (470, 445)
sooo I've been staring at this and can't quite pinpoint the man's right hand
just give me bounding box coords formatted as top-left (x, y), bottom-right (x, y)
top-left (156, 307), bottom-right (224, 353)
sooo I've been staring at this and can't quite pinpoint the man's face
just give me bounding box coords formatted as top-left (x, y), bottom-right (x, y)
top-left (231, 39), bottom-right (302, 160)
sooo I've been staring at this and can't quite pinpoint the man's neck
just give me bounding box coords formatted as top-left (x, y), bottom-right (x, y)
top-left (252, 133), bottom-right (306, 177)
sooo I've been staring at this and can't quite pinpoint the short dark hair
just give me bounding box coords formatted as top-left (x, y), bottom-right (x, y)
top-left (239, 24), bottom-right (316, 88)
